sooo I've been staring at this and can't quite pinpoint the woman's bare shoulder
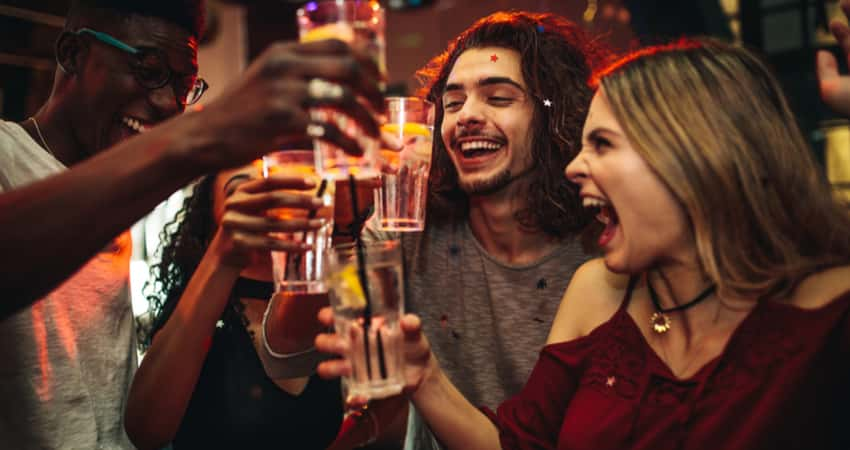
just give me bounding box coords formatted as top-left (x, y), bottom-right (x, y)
top-left (791, 263), bottom-right (850, 309)
top-left (546, 258), bottom-right (631, 344)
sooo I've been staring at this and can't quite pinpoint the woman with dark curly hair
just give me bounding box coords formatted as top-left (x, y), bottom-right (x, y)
top-left (124, 163), bottom-right (343, 449)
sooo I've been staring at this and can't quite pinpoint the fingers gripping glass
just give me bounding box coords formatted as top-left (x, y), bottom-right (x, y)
top-left (75, 28), bottom-right (208, 106)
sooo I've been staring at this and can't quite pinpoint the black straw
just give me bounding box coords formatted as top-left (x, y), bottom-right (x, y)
top-left (347, 174), bottom-right (387, 380)
top-left (308, 179), bottom-right (328, 219)
top-left (349, 175), bottom-right (373, 379)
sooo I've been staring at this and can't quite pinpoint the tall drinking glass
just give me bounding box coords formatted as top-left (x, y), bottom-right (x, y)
top-left (326, 240), bottom-right (405, 400)
top-left (262, 150), bottom-right (335, 294)
top-left (376, 97), bottom-right (433, 231)
top-left (297, 0), bottom-right (386, 180)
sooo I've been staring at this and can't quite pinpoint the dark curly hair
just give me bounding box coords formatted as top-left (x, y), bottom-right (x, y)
top-left (417, 11), bottom-right (610, 238)
top-left (138, 175), bottom-right (244, 350)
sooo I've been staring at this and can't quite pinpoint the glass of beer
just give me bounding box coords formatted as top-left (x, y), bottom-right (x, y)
top-left (262, 150), bottom-right (335, 294)
top-left (297, 0), bottom-right (386, 180)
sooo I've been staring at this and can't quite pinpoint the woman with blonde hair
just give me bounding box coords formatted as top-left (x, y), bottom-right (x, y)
top-left (317, 37), bottom-right (850, 449)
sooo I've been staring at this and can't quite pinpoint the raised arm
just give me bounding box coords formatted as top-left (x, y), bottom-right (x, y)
top-left (316, 311), bottom-right (502, 450)
top-left (410, 359), bottom-right (502, 450)
top-left (0, 121), bottom-right (197, 316)
top-left (125, 174), bottom-right (322, 450)
top-left (0, 38), bottom-right (384, 317)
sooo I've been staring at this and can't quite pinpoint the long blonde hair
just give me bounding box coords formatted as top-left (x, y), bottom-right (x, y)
top-left (598, 38), bottom-right (850, 301)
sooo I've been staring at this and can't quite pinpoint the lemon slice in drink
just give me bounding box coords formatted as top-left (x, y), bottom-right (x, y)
top-left (301, 23), bottom-right (355, 43)
top-left (332, 264), bottom-right (367, 309)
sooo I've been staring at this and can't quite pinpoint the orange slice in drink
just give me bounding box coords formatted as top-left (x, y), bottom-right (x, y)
top-left (382, 123), bottom-right (432, 164)
top-left (381, 122), bottom-right (431, 137)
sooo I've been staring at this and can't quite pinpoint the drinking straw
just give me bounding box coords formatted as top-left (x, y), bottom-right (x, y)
top-left (308, 179), bottom-right (328, 220)
top-left (347, 174), bottom-right (388, 380)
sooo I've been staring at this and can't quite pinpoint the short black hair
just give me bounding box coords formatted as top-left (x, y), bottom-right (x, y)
top-left (66, 0), bottom-right (205, 39)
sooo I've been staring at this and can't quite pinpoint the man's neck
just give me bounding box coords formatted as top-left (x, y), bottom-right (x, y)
top-left (466, 181), bottom-right (558, 265)
top-left (28, 100), bottom-right (83, 167)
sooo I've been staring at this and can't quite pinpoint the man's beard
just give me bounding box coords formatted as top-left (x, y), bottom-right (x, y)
top-left (459, 169), bottom-right (513, 195)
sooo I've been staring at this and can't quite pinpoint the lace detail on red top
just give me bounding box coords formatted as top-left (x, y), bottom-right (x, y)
top-left (566, 282), bottom-right (850, 403)
top-left (498, 283), bottom-right (850, 450)
top-left (578, 308), bottom-right (645, 399)
top-left (703, 293), bottom-right (850, 397)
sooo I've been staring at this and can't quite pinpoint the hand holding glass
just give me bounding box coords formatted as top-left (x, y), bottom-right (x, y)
top-left (376, 97), bottom-right (433, 231)
top-left (262, 150), bottom-right (335, 294)
top-left (326, 240), bottom-right (405, 400)
top-left (297, 0), bottom-right (386, 180)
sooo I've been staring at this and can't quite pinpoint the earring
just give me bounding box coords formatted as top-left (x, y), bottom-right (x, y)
top-left (56, 56), bottom-right (69, 73)
top-left (54, 31), bottom-right (80, 75)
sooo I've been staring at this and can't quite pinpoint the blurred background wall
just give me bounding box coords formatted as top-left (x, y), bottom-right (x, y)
top-left (1, 0), bottom-right (848, 313)
top-left (2, 1), bottom-right (846, 156)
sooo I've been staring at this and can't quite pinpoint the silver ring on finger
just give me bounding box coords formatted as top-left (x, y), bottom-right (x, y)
top-left (306, 122), bottom-right (326, 138)
top-left (307, 78), bottom-right (345, 102)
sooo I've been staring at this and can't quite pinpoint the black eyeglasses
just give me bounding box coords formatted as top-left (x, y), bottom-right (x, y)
top-left (75, 28), bottom-right (208, 106)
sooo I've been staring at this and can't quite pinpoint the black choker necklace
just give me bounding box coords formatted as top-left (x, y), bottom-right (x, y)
top-left (647, 272), bottom-right (716, 334)
top-left (232, 277), bottom-right (274, 301)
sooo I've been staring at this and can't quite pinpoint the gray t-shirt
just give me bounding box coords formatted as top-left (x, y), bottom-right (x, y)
top-left (0, 120), bottom-right (137, 450)
top-left (369, 219), bottom-right (588, 449)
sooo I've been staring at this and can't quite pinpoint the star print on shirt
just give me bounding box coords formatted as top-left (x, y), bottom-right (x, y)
top-left (490, 54), bottom-right (499, 62)
top-left (543, 99), bottom-right (552, 107)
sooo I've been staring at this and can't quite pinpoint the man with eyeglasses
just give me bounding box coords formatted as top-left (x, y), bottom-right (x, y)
top-left (0, 0), bottom-right (383, 448)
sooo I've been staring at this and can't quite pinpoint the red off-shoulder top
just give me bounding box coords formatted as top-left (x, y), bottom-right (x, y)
top-left (487, 281), bottom-right (850, 450)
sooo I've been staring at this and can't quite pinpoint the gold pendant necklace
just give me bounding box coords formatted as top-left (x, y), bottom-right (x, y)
top-left (650, 311), bottom-right (673, 334)
top-left (646, 271), bottom-right (716, 334)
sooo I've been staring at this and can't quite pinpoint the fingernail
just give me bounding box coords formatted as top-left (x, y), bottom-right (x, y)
top-left (312, 198), bottom-right (325, 207)
top-left (304, 177), bottom-right (317, 187)
top-left (308, 219), bottom-right (323, 227)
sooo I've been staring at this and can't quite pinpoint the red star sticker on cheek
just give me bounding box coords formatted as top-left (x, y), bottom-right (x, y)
top-left (490, 54), bottom-right (498, 62)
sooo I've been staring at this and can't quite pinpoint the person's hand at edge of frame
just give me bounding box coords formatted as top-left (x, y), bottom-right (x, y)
top-left (817, 0), bottom-right (850, 117)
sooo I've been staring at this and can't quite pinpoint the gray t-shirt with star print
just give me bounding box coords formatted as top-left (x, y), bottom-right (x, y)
top-left (368, 219), bottom-right (588, 449)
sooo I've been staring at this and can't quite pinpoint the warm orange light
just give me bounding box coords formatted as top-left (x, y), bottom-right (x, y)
top-left (252, 158), bottom-right (265, 175)
top-left (590, 39), bottom-right (703, 89)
